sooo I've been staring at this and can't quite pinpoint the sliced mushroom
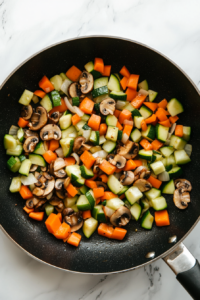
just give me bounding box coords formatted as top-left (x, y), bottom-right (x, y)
top-left (106, 154), bottom-right (115, 164)
top-left (43, 172), bottom-right (52, 180)
top-left (32, 187), bottom-right (44, 197)
top-left (117, 140), bottom-right (133, 156)
top-left (68, 83), bottom-right (82, 98)
top-left (48, 111), bottom-right (60, 124)
top-left (63, 177), bottom-right (71, 190)
top-left (173, 188), bottom-right (191, 209)
top-left (79, 71), bottom-right (94, 94)
top-left (49, 161), bottom-right (55, 175)
top-left (120, 171), bottom-right (135, 185)
top-left (100, 98), bottom-right (116, 115)
top-left (56, 190), bottom-right (65, 199)
top-left (109, 154), bottom-right (126, 169)
top-left (41, 166), bottom-right (47, 172)
top-left (95, 181), bottom-right (108, 190)
top-left (53, 158), bottom-right (66, 171)
top-left (46, 191), bottom-right (53, 200)
top-left (73, 136), bottom-right (86, 155)
top-left (174, 179), bottom-right (192, 192)
top-left (63, 208), bottom-right (83, 232)
top-left (23, 136), bottom-right (39, 152)
top-left (29, 106), bottom-right (48, 131)
top-left (29, 164), bottom-right (38, 172)
top-left (24, 129), bottom-right (39, 139)
top-left (110, 206), bottom-right (131, 227)
top-left (54, 169), bottom-right (67, 178)
top-left (49, 198), bottom-right (64, 213)
top-left (93, 157), bottom-right (102, 174)
top-left (134, 166), bottom-right (151, 180)
top-left (40, 124), bottom-right (61, 141)
top-left (43, 178), bottom-right (55, 197)
top-left (21, 105), bottom-right (33, 120)
top-left (124, 143), bottom-right (139, 160)
top-left (55, 179), bottom-right (65, 190)
top-left (133, 179), bottom-right (152, 192)
top-left (26, 197), bottom-right (40, 209)
top-left (35, 200), bottom-right (47, 211)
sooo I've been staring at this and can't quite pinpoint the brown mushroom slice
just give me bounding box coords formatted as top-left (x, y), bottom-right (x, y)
top-left (134, 166), bottom-right (150, 180)
top-left (120, 171), bottom-right (135, 185)
top-left (26, 197), bottom-right (40, 209)
top-left (63, 209), bottom-right (83, 232)
top-left (93, 157), bottom-right (102, 174)
top-left (111, 154), bottom-right (126, 169)
top-left (49, 198), bottom-right (64, 213)
top-left (43, 172), bottom-right (52, 180)
top-left (68, 83), bottom-right (82, 98)
top-left (35, 200), bottom-right (47, 211)
top-left (43, 178), bottom-right (55, 197)
top-left (40, 124), bottom-right (61, 141)
top-left (24, 129), bottom-right (39, 139)
top-left (106, 154), bottom-right (115, 164)
top-left (46, 191), bottom-right (53, 200)
top-left (53, 158), bottom-right (66, 171)
top-left (23, 136), bottom-right (39, 152)
top-left (79, 71), bottom-right (94, 94)
top-left (54, 169), bottom-right (67, 178)
top-left (55, 179), bottom-right (65, 190)
top-left (29, 164), bottom-right (38, 172)
top-left (32, 187), bottom-right (44, 197)
top-left (133, 179), bottom-right (152, 192)
top-left (63, 177), bottom-right (71, 190)
top-left (49, 161), bottom-right (55, 175)
top-left (48, 111), bottom-right (60, 124)
top-left (100, 98), bottom-right (116, 115)
top-left (117, 140), bottom-right (134, 156)
top-left (173, 188), bottom-right (191, 209)
top-left (29, 106), bottom-right (48, 131)
top-left (56, 190), bottom-right (65, 199)
top-left (174, 179), bottom-right (192, 192)
top-left (73, 136), bottom-right (86, 155)
top-left (110, 206), bottom-right (131, 227)
top-left (21, 105), bottom-right (33, 120)
top-left (124, 143), bottom-right (139, 160)
top-left (95, 181), bottom-right (108, 190)
top-left (41, 166), bottom-right (47, 172)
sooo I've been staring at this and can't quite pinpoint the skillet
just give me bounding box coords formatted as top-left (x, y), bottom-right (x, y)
top-left (0, 36), bottom-right (200, 299)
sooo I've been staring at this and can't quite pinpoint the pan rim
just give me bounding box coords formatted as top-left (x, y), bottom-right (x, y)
top-left (1, 34), bottom-right (200, 275)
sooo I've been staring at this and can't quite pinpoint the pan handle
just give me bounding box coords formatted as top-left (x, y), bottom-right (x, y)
top-left (163, 243), bottom-right (200, 299)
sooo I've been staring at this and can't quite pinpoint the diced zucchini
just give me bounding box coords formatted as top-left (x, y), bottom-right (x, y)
top-left (85, 190), bottom-right (96, 209)
top-left (89, 145), bottom-right (102, 154)
top-left (167, 98), bottom-right (184, 117)
top-left (6, 145), bottom-right (23, 156)
top-left (94, 77), bottom-right (108, 89)
top-left (107, 74), bottom-right (121, 92)
top-left (106, 126), bottom-right (118, 142)
top-left (151, 196), bottom-right (167, 211)
top-left (99, 135), bottom-right (106, 145)
top-left (145, 188), bottom-right (161, 201)
top-left (156, 124), bottom-right (169, 143)
top-left (102, 140), bottom-right (116, 153)
top-left (92, 86), bottom-right (108, 98)
top-left (132, 109), bottom-right (142, 117)
top-left (77, 195), bottom-right (91, 211)
top-left (125, 186), bottom-right (143, 205)
top-left (134, 116), bottom-right (144, 129)
top-left (19, 89), bottom-right (33, 105)
top-left (168, 166), bottom-right (182, 179)
top-left (81, 114), bottom-right (90, 122)
top-left (139, 105), bottom-right (152, 119)
top-left (174, 149), bottom-right (191, 164)
top-left (64, 196), bottom-right (78, 208)
top-left (160, 146), bottom-right (174, 157)
top-left (33, 141), bottom-right (46, 155)
top-left (59, 114), bottom-right (72, 130)
top-left (83, 217), bottom-right (98, 238)
top-left (124, 102), bottom-right (135, 112)
top-left (45, 204), bottom-right (54, 216)
top-left (29, 154), bottom-right (46, 167)
top-left (60, 73), bottom-right (68, 81)
top-left (153, 150), bottom-right (162, 161)
top-left (61, 125), bottom-right (77, 139)
top-left (162, 179), bottom-right (175, 194)
top-left (19, 159), bottom-right (32, 176)
top-left (7, 156), bottom-right (21, 173)
top-left (60, 138), bottom-right (74, 157)
top-left (80, 165), bottom-right (94, 179)
top-left (141, 210), bottom-right (154, 229)
top-left (106, 198), bottom-right (124, 210)
top-left (130, 203), bottom-right (142, 221)
top-left (40, 94), bottom-right (53, 112)
top-left (9, 177), bottom-right (21, 193)
top-left (50, 75), bottom-right (63, 91)
top-left (139, 149), bottom-right (153, 160)
top-left (150, 161), bottom-right (165, 175)
top-left (107, 175), bottom-right (124, 194)
top-left (130, 128), bottom-right (142, 142)
top-left (182, 126), bottom-right (191, 141)
top-left (90, 131), bottom-right (99, 146)
top-left (141, 125), bottom-right (156, 141)
top-left (4, 134), bottom-right (17, 149)
top-left (138, 80), bottom-right (148, 91)
top-left (148, 90), bottom-right (158, 102)
top-left (32, 94), bottom-right (39, 104)
top-left (106, 115), bottom-right (118, 126)
top-left (84, 61), bottom-right (101, 79)
top-left (92, 205), bottom-right (106, 222)
top-left (110, 91), bottom-right (127, 100)
top-left (170, 135), bottom-right (187, 150)
top-left (118, 185), bottom-right (129, 196)
top-left (17, 128), bottom-right (24, 143)
top-left (166, 154), bottom-right (176, 166)
top-left (79, 185), bottom-right (89, 195)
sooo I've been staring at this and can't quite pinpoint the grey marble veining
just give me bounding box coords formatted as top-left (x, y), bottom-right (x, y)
top-left (0, 0), bottom-right (200, 299)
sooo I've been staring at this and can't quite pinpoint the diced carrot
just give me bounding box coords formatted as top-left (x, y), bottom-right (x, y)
top-left (45, 213), bottom-right (61, 234)
top-left (18, 117), bottom-right (29, 128)
top-left (94, 58), bottom-right (104, 73)
top-left (131, 94), bottom-right (146, 109)
top-left (120, 66), bottom-right (130, 78)
top-left (57, 212), bottom-right (62, 223)
top-left (101, 65), bottom-right (111, 76)
top-left (114, 109), bottom-right (121, 118)
top-left (19, 185), bottom-right (33, 199)
top-left (101, 191), bottom-right (117, 200)
top-left (95, 198), bottom-right (101, 205)
top-left (123, 124), bottom-right (133, 136)
top-left (159, 119), bottom-right (171, 127)
top-left (143, 102), bottom-right (158, 112)
top-left (49, 140), bottom-right (59, 152)
top-left (126, 88), bottom-right (138, 102)
top-left (141, 120), bottom-right (147, 131)
top-left (64, 157), bottom-right (76, 166)
top-left (175, 125), bottom-right (183, 137)
top-left (72, 113), bottom-right (81, 125)
top-left (49, 98), bottom-right (68, 114)
top-left (156, 109), bottom-right (168, 121)
top-left (145, 114), bottom-right (157, 124)
top-left (89, 174), bottom-right (98, 181)
top-left (99, 160), bottom-right (116, 175)
top-left (54, 223), bottom-right (71, 239)
top-left (120, 76), bottom-right (128, 90)
top-left (157, 107), bottom-right (170, 115)
top-left (147, 175), bottom-right (162, 189)
top-left (99, 123), bottom-right (107, 136)
top-left (127, 74), bottom-right (140, 90)
top-left (155, 210), bottom-right (170, 227)
top-left (85, 180), bottom-right (97, 189)
top-left (116, 121), bottom-right (123, 131)
top-left (43, 150), bottom-right (57, 164)
top-left (66, 183), bottom-right (78, 197)
top-left (123, 159), bottom-right (137, 171)
top-left (79, 97), bottom-right (94, 115)
top-left (23, 206), bottom-right (34, 214)
top-left (140, 139), bottom-right (153, 150)
top-left (80, 150), bottom-right (96, 169)
top-left (98, 223), bottom-right (114, 238)
top-left (82, 210), bottom-right (92, 219)
top-left (119, 194), bottom-right (125, 200)
top-left (133, 160), bottom-right (143, 167)
top-left (111, 227), bottom-right (127, 240)
top-left (34, 90), bottom-right (46, 98)
top-left (29, 212), bottom-right (44, 221)
top-left (99, 174), bottom-right (108, 183)
top-left (67, 232), bottom-right (82, 247)
top-left (93, 187), bottom-right (104, 198)
top-left (39, 76), bottom-right (55, 93)
top-left (169, 115), bottom-right (179, 124)
top-left (119, 109), bottom-right (131, 124)
top-left (88, 114), bottom-right (101, 131)
top-left (66, 65), bottom-right (82, 82)
top-left (151, 139), bottom-right (163, 151)
top-left (158, 99), bottom-right (168, 109)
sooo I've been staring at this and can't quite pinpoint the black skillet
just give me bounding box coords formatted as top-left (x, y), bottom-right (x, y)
top-left (0, 36), bottom-right (200, 299)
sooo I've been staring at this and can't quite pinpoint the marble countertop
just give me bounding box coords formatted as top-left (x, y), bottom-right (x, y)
top-left (1, 0), bottom-right (200, 299)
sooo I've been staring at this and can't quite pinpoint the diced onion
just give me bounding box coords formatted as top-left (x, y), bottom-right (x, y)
top-left (170, 123), bottom-right (176, 134)
top-left (92, 150), bottom-right (108, 159)
top-left (74, 106), bottom-right (84, 117)
top-left (55, 147), bottom-right (64, 158)
top-left (71, 153), bottom-right (80, 165)
top-left (122, 133), bottom-right (129, 144)
top-left (103, 206), bottom-right (115, 218)
top-left (123, 120), bottom-right (134, 126)
top-left (185, 144), bottom-right (192, 157)
top-left (61, 79), bottom-right (71, 96)
top-left (83, 130), bottom-right (91, 142)
top-left (158, 171), bottom-right (170, 182)
top-left (64, 97), bottom-right (76, 114)
top-left (138, 89), bottom-right (149, 96)
top-left (9, 125), bottom-right (19, 135)
top-left (20, 173), bottom-right (38, 185)
top-left (116, 100), bottom-right (126, 110)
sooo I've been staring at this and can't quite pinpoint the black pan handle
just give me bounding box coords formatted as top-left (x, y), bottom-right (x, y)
top-left (163, 243), bottom-right (200, 299)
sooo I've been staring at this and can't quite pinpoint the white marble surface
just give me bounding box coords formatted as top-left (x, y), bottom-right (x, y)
top-left (0, 0), bottom-right (200, 299)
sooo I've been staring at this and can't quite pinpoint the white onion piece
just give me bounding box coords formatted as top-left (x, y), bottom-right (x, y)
top-left (71, 153), bottom-right (80, 165)
top-left (20, 173), bottom-right (38, 186)
top-left (92, 150), bottom-right (108, 159)
top-left (74, 106), bottom-right (84, 117)
top-left (138, 89), bottom-right (149, 96)
top-left (185, 144), bottom-right (192, 157)
top-left (158, 171), bottom-right (170, 182)
top-left (83, 130), bottom-right (91, 142)
top-left (170, 123), bottom-right (176, 134)
top-left (55, 147), bottom-right (64, 158)
top-left (61, 79), bottom-right (71, 96)
top-left (9, 125), bottom-right (19, 135)
top-left (103, 206), bottom-right (115, 218)
top-left (122, 133), bottom-right (129, 144)
top-left (123, 120), bottom-right (134, 126)
top-left (64, 97), bottom-right (76, 114)
top-left (116, 100), bottom-right (126, 110)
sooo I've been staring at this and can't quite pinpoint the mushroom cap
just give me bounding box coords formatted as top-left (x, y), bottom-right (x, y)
top-left (35, 200), bottom-right (47, 211)
top-left (111, 154), bottom-right (126, 169)
top-left (43, 177), bottom-right (55, 196)
top-left (79, 71), bottom-right (94, 94)
top-left (24, 129), bottom-right (39, 139)
top-left (48, 111), bottom-right (60, 124)
top-left (110, 206), bottom-right (131, 227)
top-left (23, 136), bottom-right (39, 152)
top-left (63, 209), bottom-right (83, 232)
top-left (32, 187), bottom-right (45, 197)
top-left (133, 179), bottom-right (152, 192)
top-left (95, 181), bottom-right (108, 190)
top-left (68, 83), bottom-right (82, 98)
top-left (49, 198), bottom-right (64, 213)
top-left (73, 136), bottom-right (86, 154)
top-left (120, 171), bottom-right (135, 185)
top-left (40, 124), bottom-right (61, 141)
top-left (29, 106), bottom-right (48, 131)
top-left (124, 143), bottom-right (139, 160)
top-left (54, 169), bottom-right (67, 178)
top-left (56, 190), bottom-right (65, 199)
top-left (173, 188), bottom-right (191, 209)
top-left (117, 140), bottom-right (134, 156)
top-left (29, 164), bottom-right (38, 172)
top-left (21, 105), bottom-right (33, 120)
top-left (174, 179), bottom-right (192, 192)
top-left (53, 158), bottom-right (66, 171)
top-left (100, 98), bottom-right (116, 115)
top-left (26, 197), bottom-right (40, 208)
top-left (55, 178), bottom-right (65, 190)
top-left (134, 166), bottom-right (150, 180)
top-left (63, 177), bottom-right (71, 190)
